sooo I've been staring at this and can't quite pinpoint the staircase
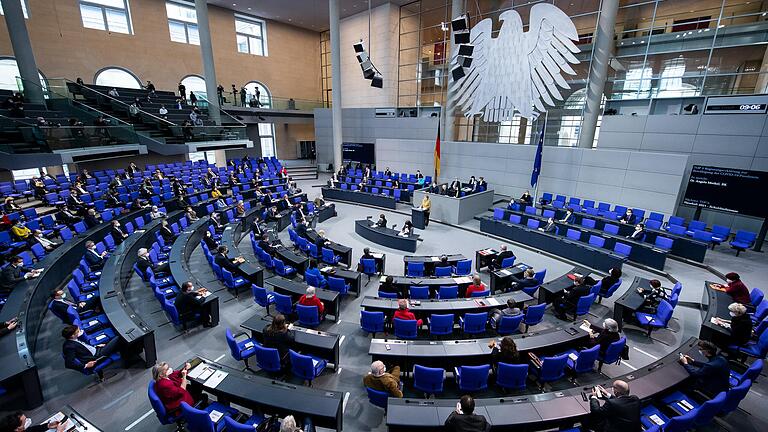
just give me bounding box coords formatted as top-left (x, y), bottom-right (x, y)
top-left (285, 164), bottom-right (318, 180)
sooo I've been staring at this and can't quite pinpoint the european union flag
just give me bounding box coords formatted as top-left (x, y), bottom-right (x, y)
top-left (530, 127), bottom-right (544, 187)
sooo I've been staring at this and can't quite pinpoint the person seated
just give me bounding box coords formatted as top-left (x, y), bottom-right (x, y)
top-left (0, 255), bottom-right (40, 295)
top-left (519, 190), bottom-right (533, 206)
top-left (136, 247), bottom-right (169, 274)
top-left (539, 217), bottom-right (557, 233)
top-left (619, 209), bottom-right (636, 225)
top-left (588, 380), bottom-right (640, 432)
top-left (449, 177), bottom-right (461, 193)
top-left (434, 255), bottom-right (451, 270)
top-left (488, 336), bottom-right (525, 369)
top-left (378, 275), bottom-right (403, 298)
top-left (3, 197), bottom-right (21, 213)
top-left (428, 181), bottom-right (440, 193)
top-left (0, 411), bottom-right (66, 432)
top-left (627, 223), bottom-right (646, 242)
top-left (327, 174), bottom-right (339, 188)
top-left (57, 204), bottom-right (81, 225)
top-left (210, 187), bottom-right (223, 199)
top-left (637, 279), bottom-right (666, 313)
top-left (11, 218), bottom-right (32, 242)
top-left (444, 395), bottom-right (490, 432)
top-left (186, 206), bottom-right (199, 222)
top-left (710, 272), bottom-right (752, 306)
top-left (363, 360), bottom-right (402, 397)
top-left (61, 324), bottom-right (123, 377)
top-left (110, 220), bottom-right (128, 245)
top-left (209, 212), bottom-right (225, 233)
top-left (714, 302), bottom-right (753, 350)
top-left (355, 181), bottom-right (366, 192)
top-left (294, 218), bottom-right (308, 239)
top-left (583, 318), bottom-right (621, 355)
top-left (175, 281), bottom-right (210, 326)
top-left (553, 276), bottom-right (592, 320)
top-left (264, 207), bottom-right (280, 223)
top-left (398, 221), bottom-right (414, 237)
top-left (559, 208), bottom-right (575, 224)
top-left (314, 229), bottom-right (330, 251)
top-left (160, 220), bottom-right (176, 243)
top-left (394, 298), bottom-right (422, 326)
top-left (465, 274), bottom-right (487, 297)
top-left (31, 229), bottom-right (60, 252)
top-left (477, 177), bottom-right (487, 191)
top-left (415, 170), bottom-right (424, 180)
top-left (374, 214), bottom-right (388, 228)
top-left (258, 234), bottom-right (276, 255)
top-left (149, 205), bottom-right (165, 220)
top-left (84, 240), bottom-right (107, 270)
top-left (508, 268), bottom-right (538, 293)
top-left (0, 318), bottom-right (18, 337)
top-left (679, 340), bottom-right (730, 397)
top-left (489, 245), bottom-right (515, 271)
top-left (298, 287), bottom-right (325, 319)
top-left (201, 230), bottom-right (218, 251)
top-left (49, 288), bottom-right (100, 319)
top-left (468, 176), bottom-right (478, 190)
top-left (598, 267), bottom-right (622, 297)
top-left (489, 299), bottom-right (522, 328)
top-left (83, 208), bottom-right (101, 229)
top-left (214, 245), bottom-right (244, 273)
top-left (262, 314), bottom-right (294, 367)
top-left (384, 167), bottom-right (392, 177)
top-left (152, 361), bottom-right (205, 416)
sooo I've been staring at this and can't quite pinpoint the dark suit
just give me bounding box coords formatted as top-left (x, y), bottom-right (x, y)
top-left (730, 314), bottom-right (753, 347)
top-left (210, 218), bottom-right (224, 233)
top-left (259, 240), bottom-right (275, 255)
top-left (111, 227), bottom-right (127, 245)
top-left (295, 223), bottom-right (308, 239)
top-left (84, 214), bottom-right (100, 228)
top-left (62, 337), bottom-right (122, 373)
top-left (175, 291), bottom-right (203, 324)
top-left (510, 277), bottom-right (539, 292)
top-left (262, 328), bottom-right (295, 362)
top-left (137, 256), bottom-right (169, 275)
top-left (684, 355), bottom-right (730, 397)
top-left (490, 251), bottom-right (515, 270)
top-left (589, 394), bottom-right (641, 432)
top-left (444, 411), bottom-right (490, 432)
top-left (203, 235), bottom-right (218, 251)
top-left (619, 213), bottom-right (637, 225)
top-left (541, 221), bottom-right (557, 233)
top-left (160, 227), bottom-right (175, 243)
top-left (629, 229), bottom-right (646, 242)
top-left (84, 249), bottom-right (105, 270)
top-left (375, 217), bottom-right (387, 228)
top-left (49, 298), bottom-right (98, 322)
top-left (0, 264), bottom-right (31, 292)
top-left (588, 325), bottom-right (621, 355)
top-left (561, 213), bottom-right (575, 224)
top-left (554, 283), bottom-right (591, 316)
top-left (214, 253), bottom-right (240, 273)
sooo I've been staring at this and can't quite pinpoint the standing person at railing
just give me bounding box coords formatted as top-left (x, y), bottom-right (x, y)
top-left (240, 87), bottom-right (247, 107)
top-left (108, 88), bottom-right (119, 97)
top-left (178, 81), bottom-right (186, 101)
top-left (189, 92), bottom-right (197, 107)
top-left (231, 84), bottom-right (238, 106)
top-left (254, 87), bottom-right (261, 107)
top-left (216, 84), bottom-right (224, 105)
top-left (145, 80), bottom-right (156, 96)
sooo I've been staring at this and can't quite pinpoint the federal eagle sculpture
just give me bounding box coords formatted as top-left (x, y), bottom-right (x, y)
top-left (453, 3), bottom-right (581, 121)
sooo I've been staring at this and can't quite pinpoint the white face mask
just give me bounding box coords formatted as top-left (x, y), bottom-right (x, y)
top-left (60, 292), bottom-right (67, 299)
top-left (23, 418), bottom-right (32, 429)
top-left (77, 329), bottom-right (84, 338)
top-left (730, 311), bottom-right (738, 317)
top-left (166, 367), bottom-right (173, 375)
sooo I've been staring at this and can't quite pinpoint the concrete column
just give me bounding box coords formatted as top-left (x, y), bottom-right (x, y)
top-left (329, 0), bottom-right (343, 172)
top-left (194, 0), bottom-right (222, 125)
top-left (577, 0), bottom-right (618, 149)
top-left (443, 0), bottom-right (465, 141)
top-left (1, 0), bottom-right (44, 104)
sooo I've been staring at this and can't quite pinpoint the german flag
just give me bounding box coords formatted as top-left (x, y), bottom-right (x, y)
top-left (434, 122), bottom-right (441, 180)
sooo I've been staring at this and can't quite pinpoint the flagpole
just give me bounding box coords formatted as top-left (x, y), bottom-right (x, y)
top-left (532, 111), bottom-right (547, 205)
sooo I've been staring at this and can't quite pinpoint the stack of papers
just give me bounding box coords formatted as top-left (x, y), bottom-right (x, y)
top-left (454, 276), bottom-right (472, 284)
top-left (45, 412), bottom-right (75, 431)
top-left (579, 322), bottom-right (593, 332)
top-left (498, 269), bottom-right (512, 276)
top-left (649, 414), bottom-right (665, 426)
top-left (321, 266), bottom-right (333, 272)
top-left (430, 256), bottom-right (440, 262)
top-left (188, 363), bottom-right (215, 380)
top-left (208, 410), bottom-right (224, 423)
top-left (204, 370), bottom-right (228, 388)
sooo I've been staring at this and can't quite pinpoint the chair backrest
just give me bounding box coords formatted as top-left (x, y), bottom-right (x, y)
top-left (581, 218), bottom-right (596, 229)
top-left (435, 266), bottom-right (452, 277)
top-left (393, 318), bottom-right (418, 339)
top-left (407, 262), bottom-right (424, 277)
top-left (297, 304), bottom-right (321, 326)
top-left (604, 224), bottom-right (619, 235)
top-left (694, 391), bottom-right (727, 425)
top-left (540, 354), bottom-right (569, 381)
top-left (360, 311), bottom-right (385, 333)
top-left (739, 359), bottom-right (763, 385)
top-left (573, 345), bottom-right (600, 373)
top-left (721, 379), bottom-right (752, 415)
top-left (575, 293), bottom-right (596, 316)
top-left (254, 344), bottom-right (282, 372)
top-left (693, 230), bottom-right (713, 243)
top-left (656, 300), bottom-right (674, 326)
top-left (463, 312), bottom-right (488, 332)
top-left (664, 409), bottom-right (697, 432)
top-left (148, 381), bottom-right (173, 424)
top-left (566, 228), bottom-right (581, 241)
top-left (525, 206), bottom-right (537, 215)
top-left (414, 364), bottom-right (445, 393)
top-left (601, 336), bottom-right (626, 363)
top-left (361, 258), bottom-right (376, 275)
top-left (734, 230), bottom-right (757, 244)
top-left (436, 285), bottom-right (457, 299)
top-left (613, 242), bottom-right (632, 257)
top-left (688, 220), bottom-right (706, 231)
top-left (457, 364), bottom-right (490, 391)
top-left (668, 224), bottom-right (686, 236)
top-left (754, 317), bottom-right (768, 337)
top-left (366, 387), bottom-right (389, 409)
top-left (273, 292), bottom-right (293, 315)
top-left (668, 216), bottom-right (685, 227)
top-left (542, 209), bottom-right (555, 219)
top-left (289, 349), bottom-right (318, 380)
top-left (534, 269), bottom-right (546, 285)
top-left (496, 363), bottom-right (528, 389)
top-left (751, 288), bottom-right (764, 307)
top-left (429, 313), bottom-right (454, 334)
top-left (526, 219), bottom-right (540, 229)
top-left (180, 402), bottom-right (215, 432)
top-left (524, 303), bottom-right (546, 326)
top-left (225, 328), bottom-right (242, 360)
top-left (494, 208), bottom-right (505, 221)
top-left (497, 314), bottom-right (524, 335)
top-left (655, 236), bottom-right (674, 250)
top-left (321, 247), bottom-right (336, 262)
top-left (378, 291), bottom-right (398, 299)
top-left (646, 219), bottom-right (663, 230)
top-left (409, 286), bottom-right (430, 299)
top-left (509, 214), bottom-right (522, 224)
top-left (588, 235), bottom-right (605, 248)
top-left (328, 276), bottom-right (348, 294)
top-left (754, 300), bottom-right (768, 322)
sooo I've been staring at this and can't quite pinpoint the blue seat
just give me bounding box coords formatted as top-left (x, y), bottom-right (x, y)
top-left (692, 230), bottom-right (713, 245)
top-left (494, 208), bottom-right (505, 220)
top-left (523, 303), bottom-right (546, 331)
top-left (563, 345), bottom-right (600, 374)
top-left (496, 362), bottom-right (528, 390)
top-left (711, 225), bottom-right (731, 244)
top-left (289, 349), bottom-right (327, 385)
top-left (434, 266), bottom-right (452, 277)
top-left (409, 286), bottom-right (430, 299)
top-left (454, 364), bottom-right (490, 392)
top-left (251, 285), bottom-right (274, 314)
top-left (661, 390), bottom-right (726, 426)
top-left (597, 278), bottom-right (622, 303)
top-left (406, 262), bottom-right (424, 277)
top-left (378, 291), bottom-right (398, 299)
top-left (542, 209), bottom-right (555, 219)
top-left (751, 288), bottom-right (765, 308)
top-left (509, 214), bottom-right (522, 224)
top-left (273, 292), bottom-right (293, 316)
top-left (566, 228), bottom-right (581, 241)
top-left (494, 314), bottom-right (523, 335)
top-left (437, 285), bottom-right (458, 299)
top-left (686, 220), bottom-right (706, 236)
top-left (321, 247), bottom-right (340, 265)
top-left (148, 380), bottom-right (183, 427)
top-left (635, 300), bottom-right (674, 337)
top-left (603, 223), bottom-right (619, 235)
top-left (731, 327), bottom-right (768, 359)
top-left (297, 304), bottom-right (321, 327)
top-left (304, 269), bottom-right (327, 289)
top-left (452, 259), bottom-right (472, 276)
top-left (581, 218), bottom-right (596, 229)
top-left (598, 336), bottom-right (626, 371)
top-left (225, 328), bottom-right (257, 369)
top-left (222, 268), bottom-right (248, 297)
top-left (253, 344), bottom-right (282, 373)
top-left (588, 235), bottom-right (605, 248)
top-left (273, 258), bottom-right (296, 278)
top-left (429, 314), bottom-right (455, 336)
top-left (361, 258), bottom-right (377, 277)
top-left (460, 312), bottom-right (488, 335)
top-left (393, 318), bottom-right (418, 339)
top-left (180, 401), bottom-right (238, 432)
top-left (613, 242), bottom-right (632, 257)
top-left (730, 359), bottom-right (763, 387)
top-left (526, 219), bottom-right (540, 229)
top-left (366, 387), bottom-right (389, 409)
top-left (327, 276), bottom-right (350, 295)
top-left (752, 300), bottom-right (768, 324)
top-left (639, 404), bottom-right (696, 432)
top-left (569, 293), bottom-right (596, 320)
top-left (720, 379), bottom-right (751, 416)
top-left (731, 230), bottom-right (757, 255)
top-left (470, 289), bottom-right (490, 298)
top-left (525, 206), bottom-right (537, 215)
top-left (500, 256), bottom-right (516, 268)
top-left (360, 311), bottom-right (385, 336)
top-left (413, 365), bottom-right (445, 396)
top-left (655, 236), bottom-right (674, 251)
top-left (646, 219), bottom-right (663, 230)
top-left (531, 354), bottom-right (569, 384)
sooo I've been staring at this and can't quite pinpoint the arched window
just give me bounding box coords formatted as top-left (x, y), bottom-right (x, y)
top-left (181, 75), bottom-right (207, 100)
top-left (94, 67), bottom-right (141, 89)
top-left (243, 81), bottom-right (271, 108)
top-left (0, 57), bottom-right (45, 92)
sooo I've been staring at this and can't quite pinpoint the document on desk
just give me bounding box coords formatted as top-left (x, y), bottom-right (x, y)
top-left (321, 266), bottom-right (333, 272)
top-left (579, 322), bottom-right (592, 333)
top-left (204, 370), bottom-right (228, 388)
top-left (188, 363), bottom-right (215, 380)
top-left (45, 412), bottom-right (76, 431)
top-left (372, 253), bottom-right (383, 259)
top-left (454, 276), bottom-right (472, 284)
top-left (430, 256), bottom-right (440, 262)
top-left (498, 269), bottom-right (512, 276)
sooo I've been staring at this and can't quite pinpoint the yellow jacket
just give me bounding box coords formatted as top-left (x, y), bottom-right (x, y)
top-left (211, 189), bottom-right (222, 198)
top-left (421, 197), bottom-right (431, 211)
top-left (11, 224), bottom-right (31, 240)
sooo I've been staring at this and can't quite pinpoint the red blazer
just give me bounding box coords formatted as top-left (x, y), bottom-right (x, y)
top-left (465, 283), bottom-right (487, 298)
top-left (299, 294), bottom-right (324, 315)
top-left (155, 370), bottom-right (194, 414)
top-left (726, 280), bottom-right (752, 305)
top-left (394, 309), bottom-right (422, 326)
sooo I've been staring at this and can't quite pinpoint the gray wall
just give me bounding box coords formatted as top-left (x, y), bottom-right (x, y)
top-left (598, 112), bottom-right (768, 231)
top-left (376, 139), bottom-right (688, 217)
top-left (313, 108), bottom-right (438, 171)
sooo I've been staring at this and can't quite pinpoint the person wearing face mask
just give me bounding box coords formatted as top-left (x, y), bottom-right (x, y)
top-left (110, 220), bottom-right (128, 245)
top-left (31, 229), bottom-right (60, 252)
top-left (559, 208), bottom-right (575, 224)
top-left (583, 318), bottom-right (621, 355)
top-left (715, 302), bottom-right (753, 350)
top-left (678, 340), bottom-right (730, 397)
top-left (152, 361), bottom-right (204, 416)
top-left (0, 411), bottom-right (66, 431)
top-left (626, 223), bottom-right (646, 242)
top-left (61, 324), bottom-right (124, 378)
top-left (0, 256), bottom-right (40, 294)
top-left (49, 288), bottom-right (100, 321)
top-left (83, 240), bottom-right (107, 270)
top-left (136, 247), bottom-right (169, 274)
top-left (619, 209), bottom-right (636, 225)
top-left (711, 272), bottom-right (752, 307)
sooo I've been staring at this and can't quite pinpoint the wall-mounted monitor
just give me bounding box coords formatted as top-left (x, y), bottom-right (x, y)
top-left (342, 142), bottom-right (375, 165)
top-left (682, 165), bottom-right (768, 218)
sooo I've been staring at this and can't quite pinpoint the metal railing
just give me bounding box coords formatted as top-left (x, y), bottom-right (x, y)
top-left (195, 93), bottom-right (246, 126)
top-left (19, 125), bottom-right (142, 150)
top-left (217, 95), bottom-right (325, 111)
top-left (167, 125), bottom-right (247, 142)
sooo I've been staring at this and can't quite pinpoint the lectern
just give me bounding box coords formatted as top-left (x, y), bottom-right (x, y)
top-left (412, 207), bottom-right (426, 229)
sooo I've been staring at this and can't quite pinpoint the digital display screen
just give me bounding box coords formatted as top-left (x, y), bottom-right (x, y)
top-left (682, 165), bottom-right (768, 217)
top-left (342, 142), bottom-right (375, 165)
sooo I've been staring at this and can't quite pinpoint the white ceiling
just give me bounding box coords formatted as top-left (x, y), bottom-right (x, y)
top-left (207, 0), bottom-right (413, 32)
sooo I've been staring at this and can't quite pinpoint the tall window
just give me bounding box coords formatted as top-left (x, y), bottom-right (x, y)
top-left (79, 0), bottom-right (131, 34)
top-left (0, 0), bottom-right (29, 19)
top-left (258, 123), bottom-right (276, 158)
top-left (166, 1), bottom-right (198, 45)
top-left (95, 67), bottom-right (141, 89)
top-left (235, 15), bottom-right (267, 56)
top-left (0, 58), bottom-right (45, 91)
top-left (243, 81), bottom-right (271, 108)
top-left (181, 75), bottom-right (207, 99)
